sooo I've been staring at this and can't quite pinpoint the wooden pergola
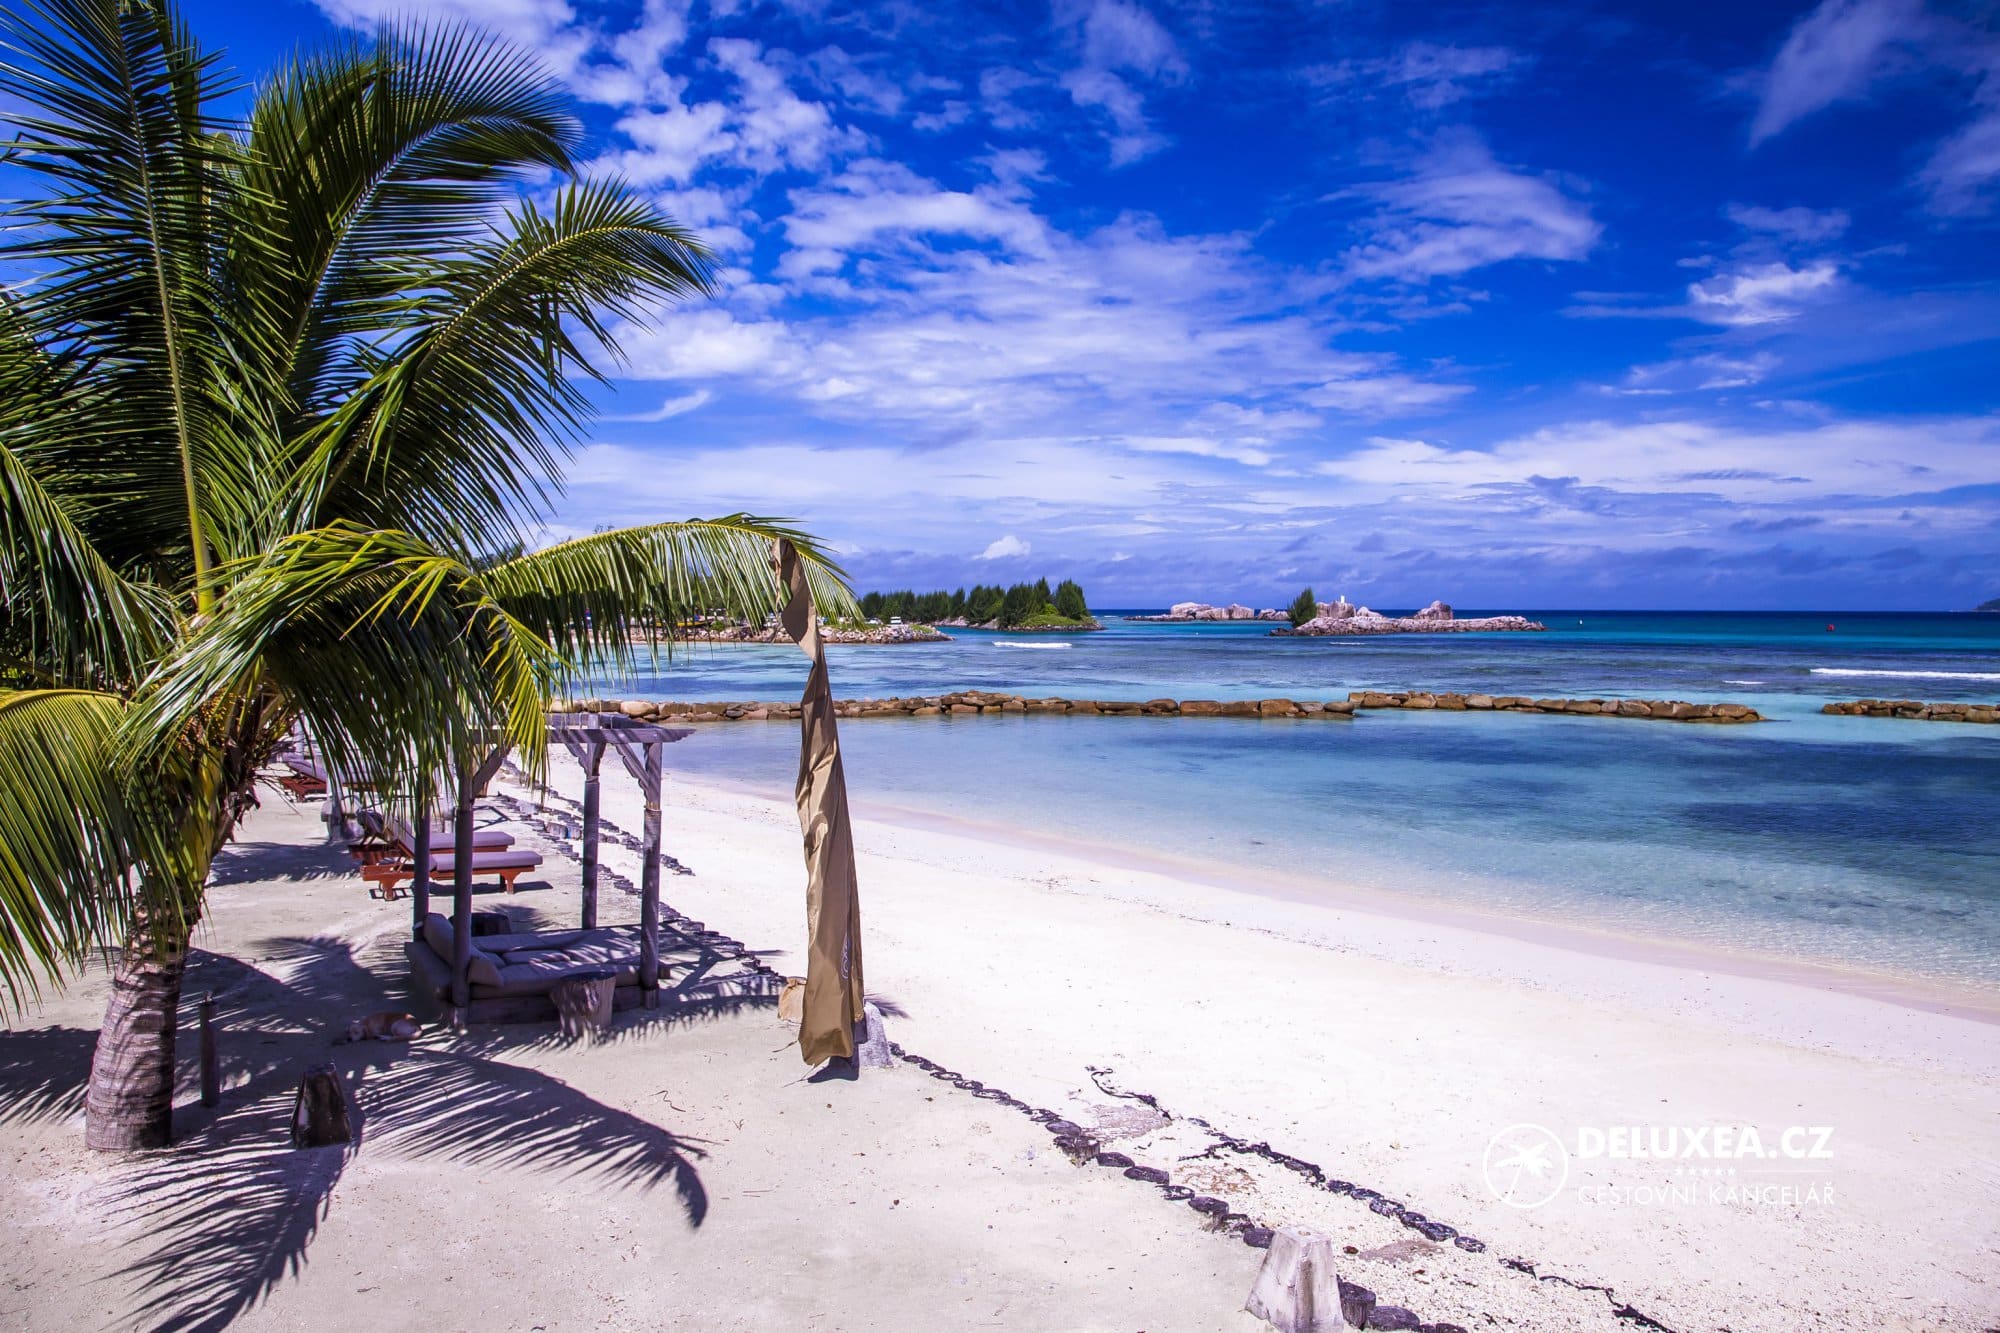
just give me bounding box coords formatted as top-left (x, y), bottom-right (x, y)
top-left (406, 713), bottom-right (692, 1020)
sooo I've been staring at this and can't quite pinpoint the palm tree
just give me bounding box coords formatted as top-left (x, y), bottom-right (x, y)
top-left (0, 0), bottom-right (849, 1150)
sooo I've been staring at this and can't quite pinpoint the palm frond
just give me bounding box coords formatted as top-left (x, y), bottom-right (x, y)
top-left (128, 523), bottom-right (569, 803)
top-left (0, 0), bottom-right (269, 585)
top-left (0, 439), bottom-right (175, 685)
top-left (236, 22), bottom-right (579, 426)
top-left (0, 689), bottom-right (136, 1004)
top-left (485, 516), bottom-right (855, 676)
top-left (293, 178), bottom-right (713, 554)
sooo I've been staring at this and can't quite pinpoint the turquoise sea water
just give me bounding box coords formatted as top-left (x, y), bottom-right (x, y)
top-left (598, 612), bottom-right (2000, 992)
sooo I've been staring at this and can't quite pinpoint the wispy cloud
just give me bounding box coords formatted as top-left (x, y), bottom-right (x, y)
top-left (1748, 0), bottom-right (1926, 146)
top-left (1339, 132), bottom-right (1599, 282)
top-left (1302, 43), bottom-right (1526, 111)
top-left (606, 389), bottom-right (713, 423)
top-left (1053, 0), bottom-right (1186, 165)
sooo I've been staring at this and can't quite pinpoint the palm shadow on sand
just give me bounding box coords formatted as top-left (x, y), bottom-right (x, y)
top-left (44, 935), bottom-right (715, 1333)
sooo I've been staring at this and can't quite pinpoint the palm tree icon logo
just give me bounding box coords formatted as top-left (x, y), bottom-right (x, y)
top-left (1484, 1124), bottom-right (1569, 1208)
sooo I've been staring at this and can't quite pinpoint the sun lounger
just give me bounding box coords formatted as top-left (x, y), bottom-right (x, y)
top-left (388, 815), bottom-right (513, 853)
top-left (406, 913), bottom-right (663, 1023)
top-left (349, 811), bottom-right (515, 866)
top-left (276, 755), bottom-right (328, 800)
top-left (364, 848), bottom-right (543, 900)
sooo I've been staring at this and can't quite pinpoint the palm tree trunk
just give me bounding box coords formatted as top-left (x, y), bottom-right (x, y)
top-left (85, 902), bottom-right (194, 1151)
top-left (81, 705), bottom-right (270, 1152)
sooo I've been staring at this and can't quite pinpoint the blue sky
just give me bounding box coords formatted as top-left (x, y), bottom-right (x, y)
top-left (201, 0), bottom-right (1996, 607)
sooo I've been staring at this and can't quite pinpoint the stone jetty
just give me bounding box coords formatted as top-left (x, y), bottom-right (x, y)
top-left (557, 690), bottom-right (1762, 724)
top-left (561, 692), bottom-right (1361, 722)
top-left (1345, 691), bottom-right (1762, 722)
top-left (1821, 698), bottom-right (1998, 724)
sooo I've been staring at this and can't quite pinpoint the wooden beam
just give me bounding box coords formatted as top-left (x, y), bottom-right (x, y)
top-left (470, 744), bottom-right (510, 793)
top-left (450, 764), bottom-right (475, 1021)
top-left (410, 801), bottom-right (431, 941)
top-left (580, 740), bottom-right (605, 930)
top-left (638, 740), bottom-right (663, 1007)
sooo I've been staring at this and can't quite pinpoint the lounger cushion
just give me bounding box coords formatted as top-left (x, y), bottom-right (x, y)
top-left (481, 950), bottom-right (639, 997)
top-left (420, 913), bottom-right (505, 987)
top-left (472, 925), bottom-right (638, 954)
top-left (425, 849), bottom-right (541, 874)
top-left (391, 817), bottom-right (513, 852)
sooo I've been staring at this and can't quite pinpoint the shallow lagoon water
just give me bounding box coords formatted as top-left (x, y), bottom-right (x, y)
top-left (596, 612), bottom-right (2000, 992)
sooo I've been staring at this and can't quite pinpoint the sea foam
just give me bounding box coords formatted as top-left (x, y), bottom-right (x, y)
top-left (995, 641), bottom-right (1072, 650)
top-left (1810, 668), bottom-right (2000, 681)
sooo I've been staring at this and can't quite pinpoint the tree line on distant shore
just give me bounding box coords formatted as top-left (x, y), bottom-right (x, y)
top-left (859, 579), bottom-right (1092, 627)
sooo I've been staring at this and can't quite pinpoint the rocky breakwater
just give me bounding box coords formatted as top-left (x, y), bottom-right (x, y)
top-left (1821, 698), bottom-right (1999, 724)
top-left (557, 691), bottom-right (1362, 723)
top-left (1348, 691), bottom-right (1762, 722)
top-left (1278, 599), bottom-right (1544, 636)
top-left (681, 622), bottom-right (950, 645)
top-left (1131, 602), bottom-right (1289, 622)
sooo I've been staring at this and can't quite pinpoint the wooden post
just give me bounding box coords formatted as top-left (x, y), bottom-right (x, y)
top-left (410, 796), bottom-right (431, 941)
top-left (450, 764), bottom-right (474, 1020)
top-left (580, 741), bottom-right (604, 930)
top-left (639, 741), bottom-right (663, 1007)
top-left (198, 992), bottom-right (219, 1108)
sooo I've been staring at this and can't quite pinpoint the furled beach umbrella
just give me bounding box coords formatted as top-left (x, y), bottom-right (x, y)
top-left (777, 540), bottom-right (867, 1064)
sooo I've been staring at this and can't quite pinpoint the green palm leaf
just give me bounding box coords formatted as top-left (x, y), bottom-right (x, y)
top-left (0, 689), bottom-right (136, 1003)
top-left (486, 516), bottom-right (854, 675)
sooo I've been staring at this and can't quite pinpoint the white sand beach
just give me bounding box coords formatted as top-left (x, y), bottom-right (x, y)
top-left (3, 764), bottom-right (1997, 1332)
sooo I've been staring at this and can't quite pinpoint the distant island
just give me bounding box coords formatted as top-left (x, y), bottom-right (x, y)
top-left (859, 579), bottom-right (1101, 632)
top-left (1978, 598), bottom-right (2000, 612)
top-left (1137, 592), bottom-right (1544, 635)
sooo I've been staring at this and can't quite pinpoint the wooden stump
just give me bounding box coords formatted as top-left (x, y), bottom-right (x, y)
top-left (291, 1063), bottom-right (352, 1148)
top-left (854, 1001), bottom-right (893, 1069)
top-left (1244, 1227), bottom-right (1350, 1331)
top-left (551, 970), bottom-right (617, 1040)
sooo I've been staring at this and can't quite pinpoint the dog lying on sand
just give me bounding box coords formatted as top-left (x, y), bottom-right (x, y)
top-left (336, 1011), bottom-right (421, 1043)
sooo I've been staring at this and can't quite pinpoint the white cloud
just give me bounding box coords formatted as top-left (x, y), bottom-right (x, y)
top-left (606, 389), bottom-right (713, 422)
top-left (979, 67), bottom-right (1043, 131)
top-left (1749, 0), bottom-right (1926, 146)
top-left (778, 159), bottom-right (1052, 274)
top-left (1060, 0), bottom-right (1185, 80)
top-left (708, 39), bottom-right (863, 176)
top-left (313, 0), bottom-right (592, 76)
top-left (1060, 68), bottom-right (1168, 166)
top-left (977, 534), bottom-right (1031, 560)
top-left (1920, 109), bottom-right (2000, 215)
top-left (1315, 415), bottom-right (2000, 503)
top-left (611, 169), bottom-right (1465, 448)
top-left (1724, 203), bottom-right (1851, 243)
top-left (1120, 435), bottom-right (1273, 467)
top-left (1055, 0), bottom-right (1184, 165)
top-left (1302, 43), bottom-right (1525, 111)
top-left (1613, 351), bottom-right (1781, 395)
top-left (1686, 261), bottom-right (1841, 326)
top-left (600, 94), bottom-right (735, 186)
top-left (1341, 133), bottom-right (1599, 282)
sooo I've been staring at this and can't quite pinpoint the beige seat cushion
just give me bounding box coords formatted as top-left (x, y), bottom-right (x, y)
top-left (482, 953), bottom-right (640, 998)
top-left (420, 913), bottom-right (504, 987)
